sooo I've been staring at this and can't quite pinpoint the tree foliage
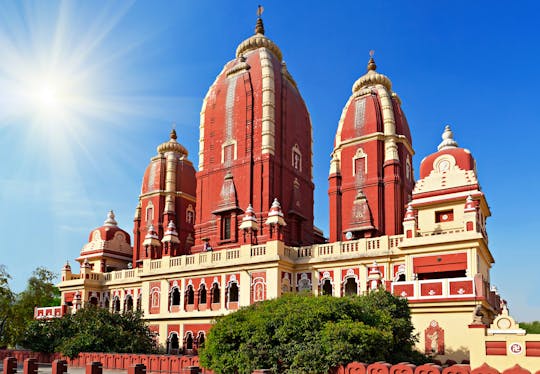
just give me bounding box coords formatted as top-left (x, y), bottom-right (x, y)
top-left (199, 291), bottom-right (427, 374)
top-left (7, 267), bottom-right (61, 345)
top-left (21, 307), bottom-right (157, 358)
top-left (520, 321), bottom-right (540, 334)
top-left (0, 265), bottom-right (15, 347)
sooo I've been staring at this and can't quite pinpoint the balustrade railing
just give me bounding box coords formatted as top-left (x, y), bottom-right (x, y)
top-left (391, 277), bottom-right (477, 300)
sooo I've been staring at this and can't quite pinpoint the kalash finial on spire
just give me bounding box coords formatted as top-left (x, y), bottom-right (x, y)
top-left (158, 125), bottom-right (188, 156)
top-left (170, 124), bottom-right (177, 141)
top-left (104, 210), bottom-right (118, 227)
top-left (367, 50), bottom-right (377, 71)
top-left (438, 124), bottom-right (459, 151)
top-left (255, 5), bottom-right (265, 35)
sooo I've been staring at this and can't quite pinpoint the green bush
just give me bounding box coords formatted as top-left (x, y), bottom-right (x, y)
top-left (22, 307), bottom-right (157, 358)
top-left (199, 291), bottom-right (427, 373)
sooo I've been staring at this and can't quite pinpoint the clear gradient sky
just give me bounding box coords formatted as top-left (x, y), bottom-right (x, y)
top-left (0, 1), bottom-right (538, 321)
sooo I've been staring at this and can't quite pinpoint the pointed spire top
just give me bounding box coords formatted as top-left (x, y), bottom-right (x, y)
top-left (367, 50), bottom-right (377, 72)
top-left (255, 5), bottom-right (265, 35)
top-left (104, 210), bottom-right (118, 226)
top-left (438, 125), bottom-right (459, 151)
top-left (157, 127), bottom-right (188, 156)
top-left (170, 125), bottom-right (177, 141)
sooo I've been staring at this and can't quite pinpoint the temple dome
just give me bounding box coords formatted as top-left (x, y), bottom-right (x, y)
top-left (141, 130), bottom-right (191, 195)
top-left (86, 210), bottom-right (131, 244)
top-left (414, 125), bottom-right (479, 197)
top-left (419, 125), bottom-right (476, 179)
top-left (78, 210), bottom-right (133, 270)
top-left (333, 55), bottom-right (412, 150)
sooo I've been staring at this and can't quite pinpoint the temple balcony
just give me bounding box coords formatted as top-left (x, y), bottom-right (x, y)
top-left (34, 305), bottom-right (67, 319)
top-left (390, 273), bottom-right (501, 312)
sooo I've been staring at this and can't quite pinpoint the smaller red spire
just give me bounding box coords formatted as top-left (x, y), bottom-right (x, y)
top-left (265, 198), bottom-right (286, 226)
top-left (404, 203), bottom-right (416, 221)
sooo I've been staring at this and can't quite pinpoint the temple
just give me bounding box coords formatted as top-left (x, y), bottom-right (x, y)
top-left (48, 13), bottom-right (504, 363)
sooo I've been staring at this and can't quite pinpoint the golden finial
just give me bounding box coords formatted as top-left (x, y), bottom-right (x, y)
top-left (170, 124), bottom-right (177, 141)
top-left (255, 5), bottom-right (265, 35)
top-left (367, 50), bottom-right (377, 71)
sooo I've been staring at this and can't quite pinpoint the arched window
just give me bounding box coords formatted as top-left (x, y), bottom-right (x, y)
top-left (252, 278), bottom-right (266, 302)
top-left (150, 288), bottom-right (160, 308)
top-left (344, 277), bottom-right (358, 296)
top-left (353, 148), bottom-right (367, 180)
top-left (103, 297), bottom-right (110, 310)
top-left (221, 215), bottom-right (231, 240)
top-left (322, 279), bottom-right (333, 296)
top-left (170, 287), bottom-right (181, 307)
top-left (199, 284), bottom-right (207, 305)
top-left (124, 295), bottom-right (134, 312)
top-left (211, 283), bottom-right (220, 304)
top-left (185, 332), bottom-right (194, 351)
top-left (88, 296), bottom-right (98, 307)
top-left (186, 285), bottom-right (194, 305)
top-left (292, 144), bottom-right (302, 172)
top-left (169, 332), bottom-right (179, 354)
top-left (406, 156), bottom-right (412, 181)
top-left (136, 294), bottom-right (142, 311)
top-left (113, 296), bottom-right (121, 313)
top-left (186, 205), bottom-right (195, 224)
top-left (146, 201), bottom-right (154, 223)
top-left (197, 331), bottom-right (205, 348)
top-left (228, 282), bottom-right (239, 303)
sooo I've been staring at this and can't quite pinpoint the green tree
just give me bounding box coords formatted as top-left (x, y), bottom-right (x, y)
top-left (199, 291), bottom-right (427, 374)
top-left (0, 265), bottom-right (15, 348)
top-left (21, 307), bottom-right (157, 358)
top-left (9, 267), bottom-right (60, 345)
top-left (520, 321), bottom-right (540, 334)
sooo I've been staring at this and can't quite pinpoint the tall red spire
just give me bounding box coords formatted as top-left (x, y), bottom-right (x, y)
top-left (329, 54), bottom-right (414, 241)
top-left (194, 11), bottom-right (320, 251)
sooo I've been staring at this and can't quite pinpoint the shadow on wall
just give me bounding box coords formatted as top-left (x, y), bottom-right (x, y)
top-left (429, 346), bottom-right (470, 366)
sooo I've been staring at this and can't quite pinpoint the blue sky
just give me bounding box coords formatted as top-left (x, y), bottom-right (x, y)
top-left (0, 1), bottom-right (538, 321)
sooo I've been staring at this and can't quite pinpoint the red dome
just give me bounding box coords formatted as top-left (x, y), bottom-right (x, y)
top-left (334, 58), bottom-right (412, 149)
top-left (420, 147), bottom-right (475, 179)
top-left (141, 157), bottom-right (165, 195)
top-left (419, 125), bottom-right (476, 178)
top-left (87, 211), bottom-right (131, 244)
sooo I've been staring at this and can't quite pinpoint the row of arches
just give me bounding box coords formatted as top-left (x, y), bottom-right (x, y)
top-left (167, 331), bottom-right (205, 355)
top-left (90, 294), bottom-right (142, 314)
top-left (319, 276), bottom-right (383, 296)
top-left (167, 281), bottom-right (239, 311)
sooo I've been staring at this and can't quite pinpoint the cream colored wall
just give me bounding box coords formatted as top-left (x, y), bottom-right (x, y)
top-left (411, 308), bottom-right (474, 363)
top-left (468, 325), bottom-right (540, 372)
top-left (417, 202), bottom-right (464, 234)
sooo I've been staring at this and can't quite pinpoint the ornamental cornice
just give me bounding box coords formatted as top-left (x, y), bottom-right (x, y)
top-left (352, 70), bottom-right (392, 93)
top-left (236, 34), bottom-right (283, 62)
top-left (139, 190), bottom-right (197, 203)
top-left (157, 140), bottom-right (188, 157)
top-left (226, 61), bottom-right (251, 77)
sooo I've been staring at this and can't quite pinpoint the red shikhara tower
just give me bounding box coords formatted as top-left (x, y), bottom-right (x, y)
top-left (328, 54), bottom-right (415, 242)
top-left (132, 130), bottom-right (197, 265)
top-left (194, 15), bottom-right (319, 250)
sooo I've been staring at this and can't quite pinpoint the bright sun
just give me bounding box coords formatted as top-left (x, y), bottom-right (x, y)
top-left (37, 82), bottom-right (59, 109)
top-left (26, 73), bottom-right (71, 119)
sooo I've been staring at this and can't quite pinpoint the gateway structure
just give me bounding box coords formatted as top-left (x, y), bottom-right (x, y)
top-left (49, 15), bottom-right (501, 362)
